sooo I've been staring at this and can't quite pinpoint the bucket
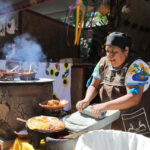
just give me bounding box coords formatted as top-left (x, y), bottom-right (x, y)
top-left (45, 136), bottom-right (78, 150)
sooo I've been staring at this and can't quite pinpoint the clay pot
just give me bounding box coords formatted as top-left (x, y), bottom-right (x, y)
top-left (18, 70), bottom-right (36, 80)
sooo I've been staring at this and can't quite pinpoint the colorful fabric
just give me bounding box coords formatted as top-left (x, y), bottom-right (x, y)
top-left (86, 57), bottom-right (150, 136)
top-left (86, 61), bottom-right (102, 87)
top-left (128, 86), bottom-right (140, 94)
top-left (37, 62), bottom-right (72, 111)
top-left (12, 138), bottom-right (45, 150)
top-left (125, 59), bottom-right (150, 92)
top-left (76, 8), bottom-right (85, 45)
top-left (92, 61), bottom-right (102, 81)
top-left (91, 57), bottom-right (150, 93)
top-left (88, 56), bottom-right (150, 102)
top-left (86, 75), bottom-right (92, 88)
top-left (74, 0), bottom-right (82, 45)
top-left (91, 56), bottom-right (133, 86)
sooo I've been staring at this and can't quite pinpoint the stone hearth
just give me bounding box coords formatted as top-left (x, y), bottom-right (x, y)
top-left (0, 78), bottom-right (53, 140)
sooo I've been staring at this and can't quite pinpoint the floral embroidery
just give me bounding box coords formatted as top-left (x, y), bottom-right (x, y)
top-left (93, 62), bottom-right (100, 73)
top-left (139, 63), bottom-right (144, 68)
top-left (49, 67), bottom-right (55, 77)
top-left (128, 63), bottom-right (150, 81)
top-left (95, 65), bottom-right (99, 72)
top-left (55, 63), bottom-right (60, 71)
top-left (62, 69), bottom-right (69, 78)
top-left (144, 67), bottom-right (149, 74)
top-left (128, 67), bottom-right (136, 75)
top-left (53, 93), bottom-right (59, 99)
top-left (63, 63), bottom-right (69, 70)
top-left (63, 77), bottom-right (69, 87)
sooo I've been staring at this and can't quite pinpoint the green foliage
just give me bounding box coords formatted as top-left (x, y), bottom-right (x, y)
top-left (59, 11), bottom-right (109, 62)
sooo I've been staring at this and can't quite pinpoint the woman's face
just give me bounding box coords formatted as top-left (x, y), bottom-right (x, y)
top-left (106, 45), bottom-right (129, 68)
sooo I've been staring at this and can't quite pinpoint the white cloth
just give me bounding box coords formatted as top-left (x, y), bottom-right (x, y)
top-left (0, 60), bottom-right (6, 69)
top-left (0, 16), bottom-right (6, 36)
top-left (37, 62), bottom-right (72, 111)
top-left (7, 18), bottom-right (15, 34)
top-left (75, 129), bottom-right (150, 150)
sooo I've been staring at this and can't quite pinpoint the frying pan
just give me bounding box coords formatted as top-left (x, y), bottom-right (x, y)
top-left (17, 116), bottom-right (66, 133)
top-left (17, 116), bottom-right (68, 149)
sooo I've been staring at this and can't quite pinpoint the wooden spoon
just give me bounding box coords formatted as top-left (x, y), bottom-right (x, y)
top-left (16, 117), bottom-right (27, 123)
top-left (63, 130), bottom-right (87, 139)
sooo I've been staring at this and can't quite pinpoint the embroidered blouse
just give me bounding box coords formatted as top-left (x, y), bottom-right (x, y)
top-left (90, 56), bottom-right (150, 102)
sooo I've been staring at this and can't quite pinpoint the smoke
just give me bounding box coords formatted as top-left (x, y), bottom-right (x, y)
top-left (2, 33), bottom-right (46, 62)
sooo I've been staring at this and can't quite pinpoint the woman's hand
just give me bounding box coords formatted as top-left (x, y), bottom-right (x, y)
top-left (91, 103), bottom-right (106, 118)
top-left (76, 99), bottom-right (90, 112)
top-left (76, 78), bottom-right (101, 112)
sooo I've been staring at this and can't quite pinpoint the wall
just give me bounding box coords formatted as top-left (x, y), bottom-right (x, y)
top-left (117, 0), bottom-right (150, 61)
top-left (0, 13), bottom-right (19, 59)
top-left (19, 10), bottom-right (80, 60)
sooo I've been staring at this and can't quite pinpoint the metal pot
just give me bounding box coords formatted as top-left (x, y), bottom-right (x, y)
top-left (45, 130), bottom-right (87, 150)
top-left (27, 126), bottom-right (69, 149)
top-left (45, 136), bottom-right (78, 150)
top-left (17, 70), bottom-right (36, 80)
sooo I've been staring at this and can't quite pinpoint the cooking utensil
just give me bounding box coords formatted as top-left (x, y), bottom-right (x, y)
top-left (17, 116), bottom-right (67, 149)
top-left (63, 130), bottom-right (87, 139)
top-left (0, 70), bottom-right (16, 81)
top-left (9, 65), bottom-right (19, 72)
top-left (17, 116), bottom-right (66, 133)
top-left (29, 64), bottom-right (32, 73)
top-left (16, 117), bottom-right (27, 123)
top-left (14, 129), bottom-right (28, 138)
top-left (17, 70), bottom-right (36, 80)
top-left (27, 116), bottom-right (65, 132)
top-left (39, 99), bottom-right (69, 110)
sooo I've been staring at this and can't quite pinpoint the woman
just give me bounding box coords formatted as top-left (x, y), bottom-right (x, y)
top-left (76, 32), bottom-right (150, 137)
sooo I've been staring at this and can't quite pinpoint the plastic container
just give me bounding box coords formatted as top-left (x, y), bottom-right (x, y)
top-left (75, 130), bottom-right (150, 150)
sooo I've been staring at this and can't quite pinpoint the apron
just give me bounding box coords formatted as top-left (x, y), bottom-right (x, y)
top-left (121, 87), bottom-right (150, 137)
top-left (98, 56), bottom-right (150, 137)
